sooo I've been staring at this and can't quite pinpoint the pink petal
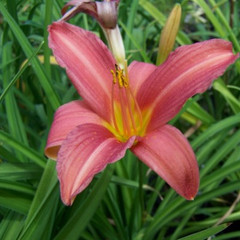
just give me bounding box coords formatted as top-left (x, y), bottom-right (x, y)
top-left (136, 39), bottom-right (238, 131)
top-left (132, 125), bottom-right (199, 200)
top-left (48, 21), bottom-right (115, 121)
top-left (128, 61), bottom-right (157, 95)
top-left (57, 123), bottom-right (135, 205)
top-left (45, 100), bottom-right (103, 160)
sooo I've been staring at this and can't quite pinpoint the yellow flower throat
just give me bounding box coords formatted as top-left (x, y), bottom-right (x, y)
top-left (105, 64), bottom-right (144, 142)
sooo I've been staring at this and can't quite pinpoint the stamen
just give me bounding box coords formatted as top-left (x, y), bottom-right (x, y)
top-left (128, 87), bottom-right (143, 129)
top-left (111, 83), bottom-right (119, 132)
top-left (125, 88), bottom-right (137, 134)
top-left (110, 64), bottom-right (142, 140)
top-left (123, 60), bottom-right (140, 134)
top-left (119, 89), bottom-right (131, 136)
top-left (116, 68), bottom-right (123, 87)
top-left (111, 69), bottom-right (117, 84)
top-left (115, 64), bottom-right (128, 88)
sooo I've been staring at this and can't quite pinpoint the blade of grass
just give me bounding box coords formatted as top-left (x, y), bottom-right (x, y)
top-left (91, 209), bottom-right (118, 239)
top-left (213, 79), bottom-right (240, 114)
top-left (209, 0), bottom-right (240, 52)
top-left (186, 101), bottom-right (215, 124)
top-left (0, 211), bottom-right (24, 240)
top-left (43, 0), bottom-right (53, 75)
top-left (201, 160), bottom-right (240, 189)
top-left (187, 211), bottom-right (240, 228)
top-left (192, 113), bottom-right (240, 149)
top-left (120, 20), bottom-right (151, 62)
top-left (193, 0), bottom-right (240, 72)
top-left (178, 223), bottom-right (229, 240)
top-left (54, 165), bottom-right (114, 240)
top-left (0, 163), bottom-right (41, 181)
top-left (103, 188), bottom-right (127, 240)
top-left (170, 208), bottom-right (196, 240)
top-left (0, 42), bottom-right (44, 104)
top-left (200, 129), bottom-right (240, 178)
top-left (0, 145), bottom-right (19, 162)
top-left (124, 0), bottom-right (139, 50)
top-left (139, 0), bottom-right (192, 45)
top-left (6, 0), bottom-right (18, 23)
top-left (143, 181), bottom-right (240, 239)
top-left (0, 181), bottom-right (35, 196)
top-left (18, 160), bottom-right (59, 240)
top-left (0, 130), bottom-right (46, 168)
top-left (214, 231), bottom-right (240, 240)
top-left (2, 42), bottom-right (29, 162)
top-left (0, 2), bottom-right (60, 110)
top-left (114, 156), bottom-right (133, 224)
top-left (193, 0), bottom-right (226, 38)
top-left (0, 190), bottom-right (31, 215)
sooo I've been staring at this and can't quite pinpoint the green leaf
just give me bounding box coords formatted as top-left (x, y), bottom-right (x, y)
top-left (0, 2), bottom-right (60, 110)
top-left (54, 165), bottom-right (114, 240)
top-left (192, 113), bottom-right (240, 149)
top-left (0, 189), bottom-right (31, 215)
top-left (120, 21), bottom-right (151, 63)
top-left (0, 131), bottom-right (46, 168)
top-left (0, 180), bottom-right (35, 196)
top-left (18, 160), bottom-right (59, 240)
top-left (201, 160), bottom-right (240, 189)
top-left (0, 42), bottom-right (44, 104)
top-left (2, 42), bottom-right (29, 161)
top-left (193, 0), bottom-right (226, 38)
top-left (208, 0), bottom-right (240, 52)
top-left (213, 79), bottom-right (240, 114)
top-left (200, 129), bottom-right (240, 177)
top-left (124, 0), bottom-right (139, 51)
top-left (178, 223), bottom-right (229, 240)
top-left (0, 211), bottom-right (25, 240)
top-left (186, 101), bottom-right (215, 125)
top-left (139, 0), bottom-right (191, 45)
top-left (0, 163), bottom-right (41, 181)
top-left (143, 181), bottom-right (240, 240)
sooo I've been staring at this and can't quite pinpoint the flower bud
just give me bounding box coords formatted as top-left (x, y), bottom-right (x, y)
top-left (157, 4), bottom-right (182, 65)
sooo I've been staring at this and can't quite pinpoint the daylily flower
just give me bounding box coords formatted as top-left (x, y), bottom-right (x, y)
top-left (45, 2), bottom-right (238, 205)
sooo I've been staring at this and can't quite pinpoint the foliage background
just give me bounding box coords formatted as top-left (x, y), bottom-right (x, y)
top-left (0, 0), bottom-right (240, 239)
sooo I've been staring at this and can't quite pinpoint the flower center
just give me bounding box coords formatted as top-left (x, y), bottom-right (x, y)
top-left (106, 64), bottom-right (143, 142)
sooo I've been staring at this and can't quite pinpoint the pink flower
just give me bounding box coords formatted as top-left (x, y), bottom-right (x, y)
top-left (45, 20), bottom-right (238, 205)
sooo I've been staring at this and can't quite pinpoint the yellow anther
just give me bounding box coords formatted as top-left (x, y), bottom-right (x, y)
top-left (123, 76), bottom-right (128, 88)
top-left (116, 69), bottom-right (123, 87)
top-left (111, 69), bottom-right (117, 84)
top-left (111, 64), bottom-right (129, 88)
